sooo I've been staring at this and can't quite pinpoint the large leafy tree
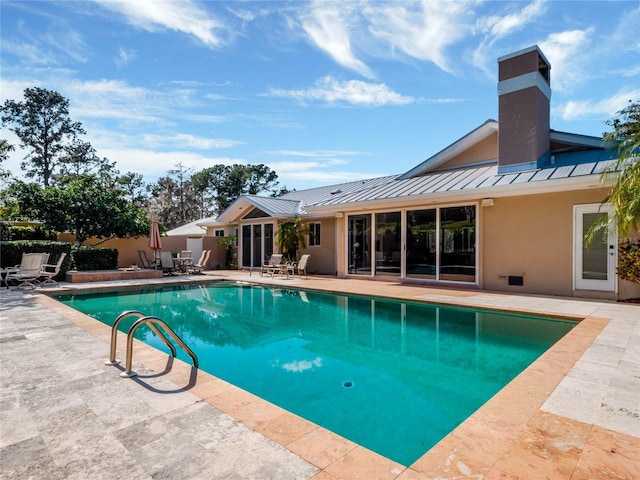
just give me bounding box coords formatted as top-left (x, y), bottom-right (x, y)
top-left (1, 87), bottom-right (86, 187)
top-left (192, 163), bottom-right (280, 214)
top-left (2, 176), bottom-right (150, 245)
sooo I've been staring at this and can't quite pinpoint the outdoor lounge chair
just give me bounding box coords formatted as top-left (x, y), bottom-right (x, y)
top-left (138, 250), bottom-right (152, 269)
top-left (290, 254), bottom-right (310, 278)
top-left (159, 251), bottom-right (177, 275)
top-left (189, 250), bottom-right (210, 274)
top-left (260, 254), bottom-right (283, 277)
top-left (5, 253), bottom-right (49, 289)
top-left (38, 252), bottom-right (67, 287)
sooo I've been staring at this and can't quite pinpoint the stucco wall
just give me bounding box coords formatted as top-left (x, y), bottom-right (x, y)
top-left (298, 218), bottom-right (337, 275)
top-left (481, 188), bottom-right (612, 297)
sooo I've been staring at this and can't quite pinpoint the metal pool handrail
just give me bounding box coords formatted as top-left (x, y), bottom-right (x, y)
top-left (121, 315), bottom-right (199, 378)
top-left (105, 310), bottom-right (146, 365)
top-left (105, 310), bottom-right (198, 378)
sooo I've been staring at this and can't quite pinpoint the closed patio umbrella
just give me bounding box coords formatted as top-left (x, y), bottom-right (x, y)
top-left (149, 219), bottom-right (162, 268)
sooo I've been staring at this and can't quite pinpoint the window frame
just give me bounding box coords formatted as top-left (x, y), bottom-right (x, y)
top-left (308, 222), bottom-right (321, 247)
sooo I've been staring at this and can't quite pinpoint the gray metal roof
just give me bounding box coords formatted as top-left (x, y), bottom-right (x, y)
top-left (308, 151), bottom-right (618, 208)
top-left (244, 196), bottom-right (301, 216)
top-left (280, 175), bottom-right (398, 209)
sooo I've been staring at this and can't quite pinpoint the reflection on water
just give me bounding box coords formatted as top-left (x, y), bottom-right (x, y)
top-left (56, 283), bottom-right (574, 466)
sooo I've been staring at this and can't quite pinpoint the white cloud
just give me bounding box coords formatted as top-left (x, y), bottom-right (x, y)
top-left (97, 147), bottom-right (244, 179)
top-left (301, 2), bottom-right (373, 78)
top-left (115, 47), bottom-right (136, 67)
top-left (94, 0), bottom-right (228, 48)
top-left (554, 88), bottom-right (640, 121)
top-left (268, 150), bottom-right (365, 158)
top-left (471, 1), bottom-right (548, 77)
top-left (539, 27), bottom-right (595, 93)
top-left (269, 76), bottom-right (414, 106)
top-left (479, 0), bottom-right (547, 39)
top-left (364, 0), bottom-right (472, 74)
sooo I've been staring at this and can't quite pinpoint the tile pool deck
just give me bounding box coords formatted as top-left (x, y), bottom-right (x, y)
top-left (1, 271), bottom-right (638, 479)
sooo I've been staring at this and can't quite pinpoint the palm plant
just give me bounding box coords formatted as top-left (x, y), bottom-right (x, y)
top-left (276, 217), bottom-right (308, 261)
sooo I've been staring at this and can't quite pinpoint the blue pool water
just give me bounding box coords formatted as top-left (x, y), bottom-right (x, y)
top-left (54, 282), bottom-right (574, 465)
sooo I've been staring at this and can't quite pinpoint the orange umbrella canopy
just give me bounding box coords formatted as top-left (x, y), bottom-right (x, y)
top-left (149, 219), bottom-right (162, 251)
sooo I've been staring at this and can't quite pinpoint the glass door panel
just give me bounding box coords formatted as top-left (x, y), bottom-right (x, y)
top-left (348, 214), bottom-right (371, 275)
top-left (406, 209), bottom-right (436, 279)
top-left (439, 206), bottom-right (476, 282)
top-left (574, 205), bottom-right (616, 291)
top-left (241, 225), bottom-right (251, 267)
top-left (252, 224), bottom-right (262, 268)
top-left (375, 212), bottom-right (401, 277)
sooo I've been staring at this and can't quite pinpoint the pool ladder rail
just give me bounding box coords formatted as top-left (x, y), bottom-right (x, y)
top-left (105, 310), bottom-right (199, 378)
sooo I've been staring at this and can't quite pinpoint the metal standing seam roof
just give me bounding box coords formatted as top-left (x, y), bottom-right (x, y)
top-left (244, 196), bottom-right (302, 216)
top-left (307, 153), bottom-right (619, 208)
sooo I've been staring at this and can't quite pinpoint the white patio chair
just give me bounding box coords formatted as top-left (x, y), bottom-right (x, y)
top-left (6, 253), bottom-right (49, 289)
top-left (39, 252), bottom-right (67, 287)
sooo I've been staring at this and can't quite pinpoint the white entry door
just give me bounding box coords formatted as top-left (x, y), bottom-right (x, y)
top-left (574, 204), bottom-right (617, 291)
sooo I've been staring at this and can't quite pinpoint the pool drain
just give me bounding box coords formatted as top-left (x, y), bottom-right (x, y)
top-left (342, 380), bottom-right (354, 389)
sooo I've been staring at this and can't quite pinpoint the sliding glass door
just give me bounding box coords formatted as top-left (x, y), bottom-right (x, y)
top-left (241, 223), bottom-right (274, 268)
top-left (439, 206), bottom-right (476, 282)
top-left (406, 209), bottom-right (437, 279)
top-left (348, 214), bottom-right (371, 275)
top-left (375, 212), bottom-right (401, 277)
top-left (348, 205), bottom-right (477, 283)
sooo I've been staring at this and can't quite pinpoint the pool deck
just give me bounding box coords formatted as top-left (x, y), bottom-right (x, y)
top-left (1, 271), bottom-right (638, 479)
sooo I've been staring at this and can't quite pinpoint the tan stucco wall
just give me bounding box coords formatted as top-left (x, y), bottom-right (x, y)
top-left (57, 234), bottom-right (217, 269)
top-left (298, 218), bottom-right (337, 275)
top-left (481, 188), bottom-right (611, 297)
top-left (437, 132), bottom-right (498, 170)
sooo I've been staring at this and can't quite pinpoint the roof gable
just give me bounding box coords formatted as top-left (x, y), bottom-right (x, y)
top-left (399, 120), bottom-right (498, 179)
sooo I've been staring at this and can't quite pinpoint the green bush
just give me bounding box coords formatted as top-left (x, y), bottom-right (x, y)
top-left (0, 241), bottom-right (72, 280)
top-left (0, 223), bottom-right (58, 241)
top-left (72, 247), bottom-right (118, 271)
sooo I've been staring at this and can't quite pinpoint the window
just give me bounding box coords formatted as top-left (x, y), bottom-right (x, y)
top-left (214, 229), bottom-right (225, 237)
top-left (309, 222), bottom-right (321, 246)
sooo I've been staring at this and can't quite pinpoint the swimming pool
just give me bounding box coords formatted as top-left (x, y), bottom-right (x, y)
top-left (55, 282), bottom-right (575, 466)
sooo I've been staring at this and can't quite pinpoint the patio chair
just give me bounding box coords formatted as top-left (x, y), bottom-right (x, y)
top-left (189, 250), bottom-right (210, 274)
top-left (159, 251), bottom-right (177, 275)
top-left (260, 254), bottom-right (283, 277)
top-left (5, 253), bottom-right (49, 290)
top-left (39, 252), bottom-right (67, 287)
top-left (138, 250), bottom-right (152, 269)
top-left (290, 254), bottom-right (310, 278)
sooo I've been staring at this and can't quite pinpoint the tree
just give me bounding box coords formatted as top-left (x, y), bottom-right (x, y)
top-left (149, 163), bottom-right (200, 229)
top-left (117, 172), bottom-right (148, 207)
top-left (276, 217), bottom-right (308, 261)
top-left (601, 100), bottom-right (640, 237)
top-left (0, 139), bottom-right (14, 183)
top-left (57, 138), bottom-right (117, 180)
top-left (1, 87), bottom-right (86, 187)
top-left (217, 164), bottom-right (279, 210)
top-left (2, 176), bottom-right (150, 245)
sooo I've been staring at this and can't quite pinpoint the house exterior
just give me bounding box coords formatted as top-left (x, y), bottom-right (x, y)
top-left (200, 46), bottom-right (638, 301)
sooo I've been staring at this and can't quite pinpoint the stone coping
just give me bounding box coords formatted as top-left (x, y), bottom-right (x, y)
top-left (65, 268), bottom-right (163, 283)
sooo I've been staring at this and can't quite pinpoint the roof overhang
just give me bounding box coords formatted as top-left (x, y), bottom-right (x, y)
top-left (306, 173), bottom-right (611, 215)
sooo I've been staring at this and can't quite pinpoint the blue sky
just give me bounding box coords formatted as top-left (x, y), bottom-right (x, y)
top-left (1, 1), bottom-right (639, 192)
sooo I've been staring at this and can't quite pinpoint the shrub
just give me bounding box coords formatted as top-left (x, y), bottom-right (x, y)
top-left (618, 238), bottom-right (640, 284)
top-left (72, 247), bottom-right (118, 271)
